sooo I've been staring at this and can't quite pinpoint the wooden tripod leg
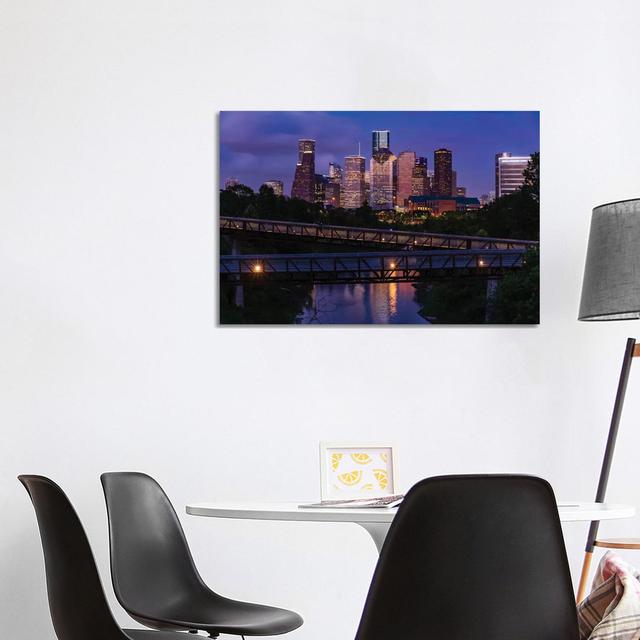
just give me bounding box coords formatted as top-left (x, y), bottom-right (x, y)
top-left (576, 551), bottom-right (593, 603)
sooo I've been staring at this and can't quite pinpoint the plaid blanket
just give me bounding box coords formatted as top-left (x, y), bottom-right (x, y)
top-left (578, 551), bottom-right (640, 639)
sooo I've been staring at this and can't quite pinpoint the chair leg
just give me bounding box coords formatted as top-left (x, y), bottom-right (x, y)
top-left (576, 550), bottom-right (594, 603)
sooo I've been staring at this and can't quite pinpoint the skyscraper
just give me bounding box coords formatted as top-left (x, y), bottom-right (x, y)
top-left (433, 148), bottom-right (453, 197)
top-left (262, 180), bottom-right (284, 196)
top-left (297, 139), bottom-right (315, 162)
top-left (396, 151), bottom-right (416, 209)
top-left (328, 162), bottom-right (342, 183)
top-left (342, 155), bottom-right (366, 209)
top-left (372, 130), bottom-right (390, 154)
top-left (324, 181), bottom-right (340, 208)
top-left (291, 139), bottom-right (315, 202)
top-left (495, 152), bottom-right (530, 197)
top-left (364, 170), bottom-right (371, 205)
top-left (370, 149), bottom-right (396, 210)
top-left (411, 157), bottom-right (430, 196)
top-left (314, 174), bottom-right (327, 204)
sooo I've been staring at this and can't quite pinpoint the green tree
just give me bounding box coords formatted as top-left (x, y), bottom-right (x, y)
top-left (491, 248), bottom-right (539, 323)
top-left (521, 151), bottom-right (540, 203)
top-left (220, 282), bottom-right (312, 324)
top-left (414, 279), bottom-right (488, 324)
top-left (256, 184), bottom-right (278, 218)
top-left (228, 183), bottom-right (254, 198)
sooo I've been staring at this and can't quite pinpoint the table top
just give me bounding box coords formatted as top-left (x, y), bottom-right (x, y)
top-left (186, 501), bottom-right (636, 524)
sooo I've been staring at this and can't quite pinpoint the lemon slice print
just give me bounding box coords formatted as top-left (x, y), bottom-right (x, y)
top-left (373, 469), bottom-right (388, 491)
top-left (338, 470), bottom-right (363, 486)
top-left (351, 453), bottom-right (372, 465)
top-left (331, 453), bottom-right (343, 471)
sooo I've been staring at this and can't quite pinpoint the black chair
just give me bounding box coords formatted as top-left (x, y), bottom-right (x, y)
top-left (355, 474), bottom-right (580, 640)
top-left (19, 474), bottom-right (186, 640)
top-left (101, 472), bottom-right (303, 638)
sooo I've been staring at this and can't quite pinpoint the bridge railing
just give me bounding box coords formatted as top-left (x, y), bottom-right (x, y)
top-left (220, 249), bottom-right (525, 284)
top-left (220, 216), bottom-right (538, 251)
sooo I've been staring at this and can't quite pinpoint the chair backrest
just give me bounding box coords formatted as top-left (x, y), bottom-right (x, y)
top-left (355, 475), bottom-right (579, 640)
top-left (100, 472), bottom-right (208, 618)
top-left (19, 475), bottom-right (128, 640)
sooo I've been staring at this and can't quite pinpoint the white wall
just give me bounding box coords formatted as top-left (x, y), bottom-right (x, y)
top-left (2, 0), bottom-right (640, 637)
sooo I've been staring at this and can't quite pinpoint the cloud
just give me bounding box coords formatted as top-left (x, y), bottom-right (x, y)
top-left (221, 111), bottom-right (360, 160)
top-left (220, 112), bottom-right (363, 189)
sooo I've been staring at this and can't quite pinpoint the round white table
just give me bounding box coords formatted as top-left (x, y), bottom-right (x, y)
top-left (186, 501), bottom-right (636, 553)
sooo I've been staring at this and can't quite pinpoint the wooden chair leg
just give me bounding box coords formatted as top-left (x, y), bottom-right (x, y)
top-left (576, 550), bottom-right (593, 603)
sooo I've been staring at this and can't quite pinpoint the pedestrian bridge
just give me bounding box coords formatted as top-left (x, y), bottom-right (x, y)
top-left (220, 216), bottom-right (538, 252)
top-left (220, 249), bottom-right (525, 284)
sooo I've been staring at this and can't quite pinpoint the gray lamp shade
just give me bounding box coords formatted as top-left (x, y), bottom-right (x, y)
top-left (579, 198), bottom-right (640, 321)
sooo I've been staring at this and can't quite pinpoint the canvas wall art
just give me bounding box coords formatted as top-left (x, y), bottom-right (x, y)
top-left (219, 111), bottom-right (539, 325)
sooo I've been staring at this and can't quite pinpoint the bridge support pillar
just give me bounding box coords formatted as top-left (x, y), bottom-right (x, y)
top-left (231, 237), bottom-right (244, 308)
top-left (485, 277), bottom-right (499, 323)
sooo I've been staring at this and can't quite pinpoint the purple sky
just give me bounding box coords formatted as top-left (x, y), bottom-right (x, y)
top-left (219, 111), bottom-right (539, 198)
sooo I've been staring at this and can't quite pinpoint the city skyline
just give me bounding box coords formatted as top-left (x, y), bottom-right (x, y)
top-left (220, 111), bottom-right (539, 198)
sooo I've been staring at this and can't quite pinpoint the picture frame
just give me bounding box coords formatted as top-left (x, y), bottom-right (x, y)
top-left (319, 442), bottom-right (397, 501)
top-left (219, 111), bottom-right (540, 325)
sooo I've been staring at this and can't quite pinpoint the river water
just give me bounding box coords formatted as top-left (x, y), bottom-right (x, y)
top-left (298, 282), bottom-right (428, 324)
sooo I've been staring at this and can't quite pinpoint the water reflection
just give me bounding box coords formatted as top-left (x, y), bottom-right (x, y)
top-left (299, 282), bottom-right (428, 324)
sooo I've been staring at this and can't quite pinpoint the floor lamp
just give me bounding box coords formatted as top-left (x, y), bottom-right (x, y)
top-left (576, 197), bottom-right (640, 603)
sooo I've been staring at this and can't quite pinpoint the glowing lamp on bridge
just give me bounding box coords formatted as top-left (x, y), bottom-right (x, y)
top-left (389, 261), bottom-right (396, 270)
top-left (479, 259), bottom-right (486, 266)
top-left (253, 263), bottom-right (263, 273)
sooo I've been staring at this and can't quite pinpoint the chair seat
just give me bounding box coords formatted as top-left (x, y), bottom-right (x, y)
top-left (134, 596), bottom-right (304, 636)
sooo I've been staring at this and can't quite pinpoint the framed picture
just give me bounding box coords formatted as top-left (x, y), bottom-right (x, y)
top-left (219, 110), bottom-right (540, 325)
top-left (319, 442), bottom-right (397, 501)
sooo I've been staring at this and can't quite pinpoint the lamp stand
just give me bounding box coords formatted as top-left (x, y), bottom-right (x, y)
top-left (576, 337), bottom-right (638, 603)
